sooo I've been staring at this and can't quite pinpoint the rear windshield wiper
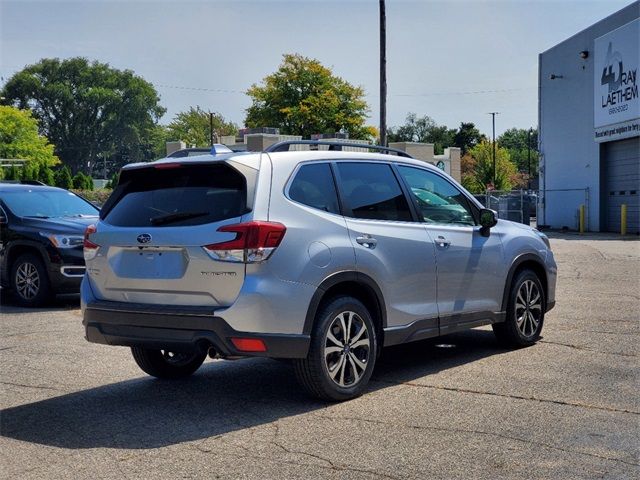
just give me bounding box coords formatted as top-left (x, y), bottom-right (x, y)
top-left (150, 211), bottom-right (209, 226)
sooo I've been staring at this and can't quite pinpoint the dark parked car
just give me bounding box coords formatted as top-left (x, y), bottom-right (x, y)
top-left (0, 182), bottom-right (100, 306)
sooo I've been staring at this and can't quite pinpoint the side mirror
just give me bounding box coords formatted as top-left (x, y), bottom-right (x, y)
top-left (479, 208), bottom-right (498, 236)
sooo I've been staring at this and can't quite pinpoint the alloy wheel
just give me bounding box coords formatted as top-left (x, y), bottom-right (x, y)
top-left (515, 279), bottom-right (542, 337)
top-left (324, 311), bottom-right (371, 387)
top-left (15, 262), bottom-right (40, 300)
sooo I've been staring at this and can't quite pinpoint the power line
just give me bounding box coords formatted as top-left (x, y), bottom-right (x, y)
top-left (2, 67), bottom-right (537, 98)
top-left (154, 82), bottom-right (537, 98)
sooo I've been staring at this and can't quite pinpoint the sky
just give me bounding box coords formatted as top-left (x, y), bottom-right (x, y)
top-left (0, 0), bottom-right (634, 137)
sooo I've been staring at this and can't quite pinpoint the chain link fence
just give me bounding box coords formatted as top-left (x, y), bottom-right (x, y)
top-left (473, 188), bottom-right (591, 231)
top-left (473, 190), bottom-right (536, 226)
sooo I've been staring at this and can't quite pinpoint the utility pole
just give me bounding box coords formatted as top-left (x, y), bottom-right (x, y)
top-left (379, 0), bottom-right (387, 147)
top-left (527, 128), bottom-right (532, 190)
top-left (488, 112), bottom-right (499, 187)
top-left (209, 112), bottom-right (214, 146)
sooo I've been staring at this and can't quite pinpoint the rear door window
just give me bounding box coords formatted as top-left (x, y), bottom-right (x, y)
top-left (289, 163), bottom-right (340, 214)
top-left (336, 162), bottom-right (412, 221)
top-left (103, 163), bottom-right (249, 227)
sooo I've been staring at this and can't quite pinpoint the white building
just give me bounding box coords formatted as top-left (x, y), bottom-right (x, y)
top-left (539, 1), bottom-right (639, 233)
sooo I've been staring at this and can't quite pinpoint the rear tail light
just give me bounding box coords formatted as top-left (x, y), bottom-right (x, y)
top-left (203, 221), bottom-right (286, 263)
top-left (83, 224), bottom-right (99, 260)
top-left (230, 337), bottom-right (267, 352)
top-left (154, 162), bottom-right (182, 169)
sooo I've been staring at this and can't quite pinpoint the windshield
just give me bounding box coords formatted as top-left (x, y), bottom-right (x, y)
top-left (1, 190), bottom-right (99, 218)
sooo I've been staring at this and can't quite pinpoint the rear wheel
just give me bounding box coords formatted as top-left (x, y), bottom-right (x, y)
top-left (493, 269), bottom-right (545, 347)
top-left (10, 253), bottom-right (51, 307)
top-left (294, 296), bottom-right (378, 401)
top-left (131, 347), bottom-right (207, 379)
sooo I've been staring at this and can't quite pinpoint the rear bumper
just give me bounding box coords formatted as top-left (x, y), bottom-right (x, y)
top-left (83, 300), bottom-right (310, 359)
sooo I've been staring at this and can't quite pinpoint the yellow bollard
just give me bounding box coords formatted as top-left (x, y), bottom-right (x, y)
top-left (621, 204), bottom-right (627, 236)
top-left (579, 204), bottom-right (585, 234)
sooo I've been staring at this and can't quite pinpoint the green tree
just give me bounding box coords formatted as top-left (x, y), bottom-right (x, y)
top-left (454, 122), bottom-right (486, 155)
top-left (1, 57), bottom-right (166, 174)
top-left (0, 106), bottom-right (60, 176)
top-left (245, 54), bottom-right (371, 139)
top-left (165, 107), bottom-right (237, 147)
top-left (55, 165), bottom-right (74, 189)
top-left (39, 165), bottom-right (55, 185)
top-left (387, 113), bottom-right (456, 154)
top-left (464, 141), bottom-right (518, 193)
top-left (497, 127), bottom-right (539, 174)
top-left (105, 171), bottom-right (119, 189)
top-left (72, 172), bottom-right (93, 190)
top-left (5, 164), bottom-right (20, 180)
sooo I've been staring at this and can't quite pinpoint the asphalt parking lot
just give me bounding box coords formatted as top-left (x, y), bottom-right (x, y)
top-left (1, 233), bottom-right (638, 479)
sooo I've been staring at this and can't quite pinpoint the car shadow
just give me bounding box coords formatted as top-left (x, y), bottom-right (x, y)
top-left (0, 329), bottom-right (507, 450)
top-left (0, 292), bottom-right (79, 313)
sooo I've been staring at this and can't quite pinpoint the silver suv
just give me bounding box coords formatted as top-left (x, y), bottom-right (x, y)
top-left (81, 141), bottom-right (557, 401)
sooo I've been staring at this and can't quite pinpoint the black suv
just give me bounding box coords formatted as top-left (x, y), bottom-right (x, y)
top-left (0, 182), bottom-right (100, 306)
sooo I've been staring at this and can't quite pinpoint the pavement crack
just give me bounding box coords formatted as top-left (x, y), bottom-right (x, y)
top-left (539, 340), bottom-right (638, 357)
top-left (195, 439), bottom-right (398, 479)
top-left (270, 420), bottom-right (399, 479)
top-left (0, 381), bottom-right (60, 391)
top-left (372, 379), bottom-right (640, 415)
top-left (313, 414), bottom-right (640, 468)
top-left (194, 421), bottom-right (399, 479)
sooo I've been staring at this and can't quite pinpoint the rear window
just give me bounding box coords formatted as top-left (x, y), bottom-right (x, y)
top-left (289, 163), bottom-right (340, 214)
top-left (103, 163), bottom-right (249, 227)
top-left (337, 162), bottom-right (412, 221)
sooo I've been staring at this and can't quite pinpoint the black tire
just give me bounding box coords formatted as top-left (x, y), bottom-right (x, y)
top-left (10, 253), bottom-right (52, 307)
top-left (294, 296), bottom-right (378, 401)
top-left (131, 347), bottom-right (207, 379)
top-left (493, 269), bottom-right (545, 347)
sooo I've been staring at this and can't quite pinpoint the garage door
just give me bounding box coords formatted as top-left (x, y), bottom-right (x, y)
top-left (602, 137), bottom-right (640, 233)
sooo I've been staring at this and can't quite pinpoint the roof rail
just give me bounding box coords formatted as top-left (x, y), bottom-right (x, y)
top-left (264, 140), bottom-right (413, 158)
top-left (20, 180), bottom-right (46, 186)
top-left (0, 180), bottom-right (47, 186)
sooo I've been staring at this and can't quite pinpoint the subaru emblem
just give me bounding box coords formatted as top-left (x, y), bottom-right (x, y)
top-left (137, 233), bottom-right (152, 244)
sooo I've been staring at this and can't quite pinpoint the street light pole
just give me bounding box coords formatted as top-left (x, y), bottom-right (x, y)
top-left (527, 128), bottom-right (532, 190)
top-left (488, 112), bottom-right (499, 187)
top-left (379, 0), bottom-right (387, 147)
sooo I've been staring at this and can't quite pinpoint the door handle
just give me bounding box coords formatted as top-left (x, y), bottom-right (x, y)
top-left (356, 235), bottom-right (378, 249)
top-left (436, 236), bottom-right (451, 247)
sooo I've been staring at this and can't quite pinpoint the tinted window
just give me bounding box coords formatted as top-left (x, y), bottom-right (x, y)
top-left (397, 166), bottom-right (475, 226)
top-left (289, 163), bottom-right (340, 214)
top-left (104, 163), bottom-right (248, 227)
top-left (337, 163), bottom-right (412, 221)
top-left (1, 190), bottom-right (98, 218)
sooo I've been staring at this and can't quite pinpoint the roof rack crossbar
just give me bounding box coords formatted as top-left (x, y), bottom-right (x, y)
top-left (263, 140), bottom-right (413, 158)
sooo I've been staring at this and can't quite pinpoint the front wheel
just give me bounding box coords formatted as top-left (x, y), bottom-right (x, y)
top-left (131, 347), bottom-right (207, 379)
top-left (493, 269), bottom-right (545, 347)
top-left (11, 253), bottom-right (51, 307)
top-left (294, 296), bottom-right (378, 401)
